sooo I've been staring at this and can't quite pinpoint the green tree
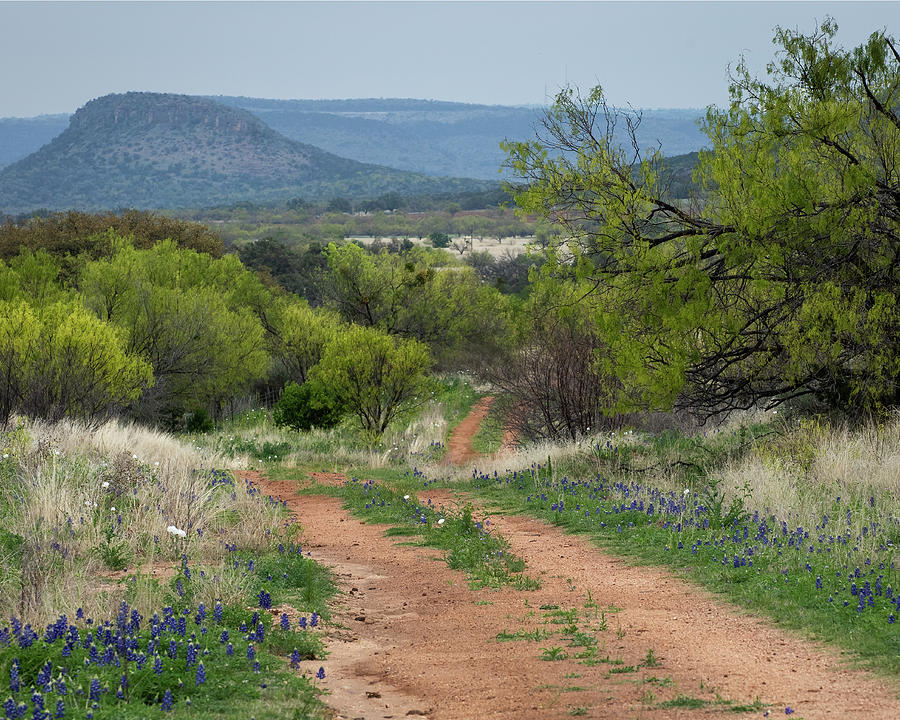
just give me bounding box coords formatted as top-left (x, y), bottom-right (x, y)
top-left (326, 197), bottom-right (353, 214)
top-left (323, 242), bottom-right (510, 368)
top-left (271, 301), bottom-right (342, 385)
top-left (428, 232), bottom-right (451, 248)
top-left (79, 239), bottom-right (267, 422)
top-left (504, 21), bottom-right (900, 416)
top-left (0, 298), bottom-right (152, 426)
top-left (312, 325), bottom-right (431, 437)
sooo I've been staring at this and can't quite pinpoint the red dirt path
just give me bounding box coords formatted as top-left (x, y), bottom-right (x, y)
top-left (241, 403), bottom-right (900, 719)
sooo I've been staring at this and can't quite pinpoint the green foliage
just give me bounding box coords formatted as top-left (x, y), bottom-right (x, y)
top-left (428, 231), bottom-right (451, 248)
top-left (0, 297), bottom-right (153, 425)
top-left (184, 408), bottom-right (215, 434)
top-left (273, 380), bottom-right (346, 432)
top-left (504, 21), bottom-right (900, 416)
top-left (312, 325), bottom-right (431, 437)
top-left (324, 241), bottom-right (511, 368)
top-left (238, 238), bottom-right (329, 305)
top-left (269, 302), bottom-right (342, 385)
top-left (79, 238), bottom-right (268, 423)
top-left (0, 209), bottom-right (224, 265)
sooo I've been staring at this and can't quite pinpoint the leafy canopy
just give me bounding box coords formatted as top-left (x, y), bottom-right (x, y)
top-left (312, 325), bottom-right (431, 437)
top-left (504, 20), bottom-right (900, 416)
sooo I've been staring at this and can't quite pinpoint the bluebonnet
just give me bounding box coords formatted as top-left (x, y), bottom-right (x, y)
top-left (9, 658), bottom-right (19, 692)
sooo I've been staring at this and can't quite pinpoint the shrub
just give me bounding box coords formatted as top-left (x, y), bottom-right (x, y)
top-left (273, 380), bottom-right (346, 431)
top-left (429, 232), bottom-right (451, 248)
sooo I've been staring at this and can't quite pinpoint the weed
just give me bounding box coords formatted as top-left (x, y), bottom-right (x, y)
top-left (495, 628), bottom-right (548, 642)
top-left (608, 665), bottom-right (636, 674)
top-left (642, 648), bottom-right (661, 668)
top-left (541, 646), bottom-right (569, 661)
top-left (658, 695), bottom-right (708, 709)
top-left (643, 676), bottom-right (674, 687)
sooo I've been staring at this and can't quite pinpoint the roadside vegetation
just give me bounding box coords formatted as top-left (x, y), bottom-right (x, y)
top-left (0, 418), bottom-right (334, 719)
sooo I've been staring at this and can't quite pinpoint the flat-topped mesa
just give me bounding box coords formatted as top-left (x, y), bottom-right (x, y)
top-left (0, 92), bottom-right (493, 212)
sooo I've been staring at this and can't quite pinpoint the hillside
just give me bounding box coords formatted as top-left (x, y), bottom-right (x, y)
top-left (0, 113), bottom-right (69, 167)
top-left (213, 96), bottom-right (709, 180)
top-left (0, 93), bottom-right (493, 213)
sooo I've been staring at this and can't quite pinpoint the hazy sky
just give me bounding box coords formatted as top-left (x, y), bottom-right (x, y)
top-left (1, 1), bottom-right (897, 117)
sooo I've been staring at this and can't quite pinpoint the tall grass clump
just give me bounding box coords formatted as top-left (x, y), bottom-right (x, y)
top-left (0, 417), bottom-right (284, 627)
top-left (714, 414), bottom-right (900, 559)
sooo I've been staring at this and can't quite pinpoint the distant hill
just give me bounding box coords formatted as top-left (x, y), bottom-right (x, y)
top-left (0, 93), bottom-right (493, 213)
top-left (212, 97), bottom-right (709, 180)
top-left (0, 114), bottom-right (70, 167)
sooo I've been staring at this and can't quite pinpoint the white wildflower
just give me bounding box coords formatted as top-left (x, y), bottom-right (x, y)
top-left (166, 525), bottom-right (187, 538)
top-left (437, 518), bottom-right (445, 526)
top-left (102, 481), bottom-right (110, 489)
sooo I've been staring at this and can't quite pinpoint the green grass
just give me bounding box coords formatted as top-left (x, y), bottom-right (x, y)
top-left (471, 400), bottom-right (505, 454)
top-left (495, 628), bottom-right (550, 642)
top-left (657, 695), bottom-right (708, 709)
top-left (433, 375), bottom-right (482, 433)
top-left (464, 457), bottom-right (900, 680)
top-left (315, 472), bottom-right (539, 591)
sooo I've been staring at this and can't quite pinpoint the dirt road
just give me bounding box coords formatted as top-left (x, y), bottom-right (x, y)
top-left (243, 406), bottom-right (900, 719)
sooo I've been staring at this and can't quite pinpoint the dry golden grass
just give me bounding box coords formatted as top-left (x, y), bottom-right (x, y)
top-left (0, 416), bottom-right (285, 626)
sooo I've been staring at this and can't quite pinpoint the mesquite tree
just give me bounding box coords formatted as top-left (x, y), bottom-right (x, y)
top-left (504, 21), bottom-right (900, 417)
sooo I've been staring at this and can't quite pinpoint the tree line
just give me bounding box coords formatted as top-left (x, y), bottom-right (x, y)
top-left (0, 218), bottom-right (513, 437)
top-left (4, 22), bottom-right (896, 442)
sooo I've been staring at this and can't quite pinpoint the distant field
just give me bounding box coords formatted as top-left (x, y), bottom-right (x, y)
top-left (348, 234), bottom-right (534, 258)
